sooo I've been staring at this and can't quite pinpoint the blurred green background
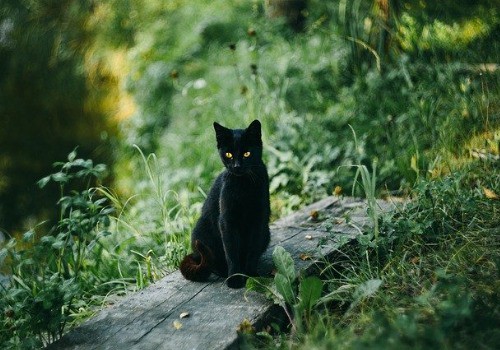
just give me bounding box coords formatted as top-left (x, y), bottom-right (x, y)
top-left (0, 0), bottom-right (498, 233)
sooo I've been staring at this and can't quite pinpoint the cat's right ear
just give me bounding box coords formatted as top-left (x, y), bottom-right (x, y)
top-left (213, 122), bottom-right (231, 147)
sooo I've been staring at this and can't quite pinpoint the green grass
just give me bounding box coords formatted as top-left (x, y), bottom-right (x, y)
top-left (115, 0), bottom-right (498, 217)
top-left (247, 160), bottom-right (499, 349)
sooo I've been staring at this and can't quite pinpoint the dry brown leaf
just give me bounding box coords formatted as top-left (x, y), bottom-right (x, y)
top-left (299, 253), bottom-right (312, 261)
top-left (333, 186), bottom-right (342, 196)
top-left (237, 318), bottom-right (254, 334)
top-left (173, 320), bottom-right (182, 330)
top-left (483, 187), bottom-right (498, 199)
top-left (310, 210), bottom-right (319, 220)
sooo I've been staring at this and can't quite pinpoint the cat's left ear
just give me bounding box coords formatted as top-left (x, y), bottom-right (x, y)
top-left (213, 122), bottom-right (228, 134)
top-left (246, 120), bottom-right (262, 140)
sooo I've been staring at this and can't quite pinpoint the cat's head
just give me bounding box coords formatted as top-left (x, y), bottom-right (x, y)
top-left (213, 120), bottom-right (263, 176)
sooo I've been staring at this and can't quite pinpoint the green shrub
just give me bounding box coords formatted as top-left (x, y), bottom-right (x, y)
top-left (0, 151), bottom-right (113, 347)
top-left (283, 160), bottom-right (499, 349)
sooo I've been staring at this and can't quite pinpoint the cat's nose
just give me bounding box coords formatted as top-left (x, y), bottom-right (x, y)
top-left (231, 162), bottom-right (244, 176)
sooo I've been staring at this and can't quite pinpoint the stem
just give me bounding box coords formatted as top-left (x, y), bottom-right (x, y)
top-left (283, 304), bottom-right (296, 333)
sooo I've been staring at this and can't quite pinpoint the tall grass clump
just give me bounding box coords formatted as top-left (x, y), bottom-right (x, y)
top-left (103, 145), bottom-right (193, 275)
top-left (0, 149), bottom-right (196, 347)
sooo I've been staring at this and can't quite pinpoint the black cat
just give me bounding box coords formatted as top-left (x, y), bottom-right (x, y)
top-left (180, 120), bottom-right (271, 288)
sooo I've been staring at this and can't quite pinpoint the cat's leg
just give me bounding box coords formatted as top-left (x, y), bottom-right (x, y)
top-left (244, 226), bottom-right (270, 277)
top-left (244, 253), bottom-right (260, 277)
top-left (219, 219), bottom-right (245, 288)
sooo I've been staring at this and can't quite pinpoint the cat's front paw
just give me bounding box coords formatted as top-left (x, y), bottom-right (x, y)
top-left (227, 274), bottom-right (246, 289)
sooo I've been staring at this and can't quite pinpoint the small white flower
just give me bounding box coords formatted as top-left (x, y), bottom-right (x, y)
top-left (193, 79), bottom-right (207, 89)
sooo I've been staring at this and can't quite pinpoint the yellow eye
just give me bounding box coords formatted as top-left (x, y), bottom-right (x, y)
top-left (243, 151), bottom-right (251, 158)
top-left (225, 152), bottom-right (233, 159)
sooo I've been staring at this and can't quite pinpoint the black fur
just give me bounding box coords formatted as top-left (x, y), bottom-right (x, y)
top-left (179, 120), bottom-right (270, 288)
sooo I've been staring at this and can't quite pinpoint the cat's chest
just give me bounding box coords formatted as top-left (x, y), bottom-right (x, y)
top-left (221, 182), bottom-right (256, 200)
top-left (219, 177), bottom-right (263, 208)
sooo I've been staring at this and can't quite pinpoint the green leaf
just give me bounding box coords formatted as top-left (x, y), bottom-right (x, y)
top-left (23, 230), bottom-right (35, 242)
top-left (246, 276), bottom-right (273, 294)
top-left (94, 198), bottom-right (107, 206)
top-left (37, 175), bottom-right (51, 188)
top-left (297, 276), bottom-right (323, 313)
top-left (51, 172), bottom-right (69, 183)
top-left (41, 235), bottom-right (55, 244)
top-left (68, 149), bottom-right (77, 162)
top-left (272, 246), bottom-right (296, 282)
top-left (246, 277), bottom-right (278, 303)
top-left (0, 248), bottom-right (7, 265)
top-left (275, 272), bottom-right (295, 306)
top-left (11, 275), bottom-right (30, 291)
top-left (94, 163), bottom-right (107, 176)
top-left (52, 240), bottom-right (65, 250)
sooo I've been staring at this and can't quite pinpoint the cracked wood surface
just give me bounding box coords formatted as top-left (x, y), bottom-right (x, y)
top-left (49, 196), bottom-right (396, 350)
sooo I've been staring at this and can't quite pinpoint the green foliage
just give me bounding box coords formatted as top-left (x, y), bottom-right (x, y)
top-left (247, 246), bottom-right (323, 332)
top-left (0, 149), bottom-right (193, 347)
top-left (91, 0), bottom-right (498, 223)
top-left (296, 276), bottom-right (323, 324)
top-left (98, 146), bottom-right (193, 279)
top-left (399, 0), bottom-right (499, 60)
top-left (273, 247), bottom-right (297, 307)
top-left (281, 160), bottom-right (499, 349)
top-left (0, 152), bottom-right (113, 347)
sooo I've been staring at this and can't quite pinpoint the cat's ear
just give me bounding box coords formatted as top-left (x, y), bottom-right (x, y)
top-left (213, 122), bottom-right (227, 133)
top-left (246, 120), bottom-right (262, 141)
top-left (214, 122), bottom-right (231, 147)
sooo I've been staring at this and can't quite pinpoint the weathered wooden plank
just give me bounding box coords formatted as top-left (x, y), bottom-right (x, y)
top-left (49, 196), bottom-right (395, 350)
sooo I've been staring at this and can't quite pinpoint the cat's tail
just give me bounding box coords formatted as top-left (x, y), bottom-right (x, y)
top-left (180, 240), bottom-right (213, 282)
